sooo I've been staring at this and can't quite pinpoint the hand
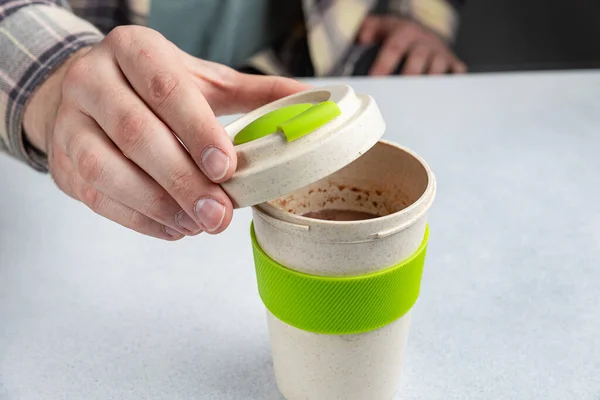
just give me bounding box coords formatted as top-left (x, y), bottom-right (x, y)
top-left (359, 15), bottom-right (467, 76)
top-left (23, 26), bottom-right (308, 240)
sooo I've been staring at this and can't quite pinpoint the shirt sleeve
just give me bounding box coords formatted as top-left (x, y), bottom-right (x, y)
top-left (387, 0), bottom-right (462, 41)
top-left (0, 1), bottom-right (105, 172)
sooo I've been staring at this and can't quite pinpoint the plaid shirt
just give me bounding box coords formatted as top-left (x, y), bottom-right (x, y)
top-left (0, 0), bottom-right (460, 171)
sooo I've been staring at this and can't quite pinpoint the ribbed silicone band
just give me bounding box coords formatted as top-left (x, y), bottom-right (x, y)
top-left (251, 225), bottom-right (429, 335)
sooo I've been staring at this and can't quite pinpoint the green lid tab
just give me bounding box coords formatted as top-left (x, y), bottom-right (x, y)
top-left (279, 101), bottom-right (341, 142)
top-left (234, 101), bottom-right (341, 145)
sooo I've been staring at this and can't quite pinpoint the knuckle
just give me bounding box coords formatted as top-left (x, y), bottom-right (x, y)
top-left (76, 149), bottom-right (104, 184)
top-left (125, 209), bottom-right (147, 229)
top-left (53, 107), bottom-right (70, 132)
top-left (402, 24), bottom-right (419, 40)
top-left (54, 179), bottom-right (75, 200)
top-left (49, 161), bottom-right (70, 194)
top-left (62, 59), bottom-right (90, 98)
top-left (105, 26), bottom-right (134, 49)
top-left (212, 64), bottom-right (237, 89)
top-left (46, 136), bottom-right (59, 169)
top-left (114, 110), bottom-right (147, 155)
top-left (64, 131), bottom-right (82, 158)
top-left (141, 191), bottom-right (170, 220)
top-left (51, 146), bottom-right (69, 172)
top-left (148, 72), bottom-right (180, 107)
top-left (54, 179), bottom-right (70, 196)
top-left (79, 183), bottom-right (103, 210)
top-left (168, 168), bottom-right (197, 200)
top-left (48, 154), bottom-right (60, 176)
top-left (106, 26), bottom-right (165, 52)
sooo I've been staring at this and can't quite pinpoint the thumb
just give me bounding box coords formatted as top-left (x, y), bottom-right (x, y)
top-left (184, 55), bottom-right (309, 115)
top-left (229, 73), bottom-right (311, 114)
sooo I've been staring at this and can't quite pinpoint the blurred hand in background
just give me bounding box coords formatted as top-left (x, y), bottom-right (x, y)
top-left (359, 15), bottom-right (466, 76)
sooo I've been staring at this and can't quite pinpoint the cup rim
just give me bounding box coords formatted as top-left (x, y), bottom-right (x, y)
top-left (255, 140), bottom-right (436, 228)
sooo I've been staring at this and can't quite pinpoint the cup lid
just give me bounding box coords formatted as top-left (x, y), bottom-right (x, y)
top-left (221, 84), bottom-right (386, 208)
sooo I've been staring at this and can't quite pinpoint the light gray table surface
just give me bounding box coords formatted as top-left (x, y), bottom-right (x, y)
top-left (1, 72), bottom-right (600, 400)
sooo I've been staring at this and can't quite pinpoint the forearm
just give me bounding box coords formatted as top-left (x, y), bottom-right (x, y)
top-left (0, 1), bottom-right (104, 171)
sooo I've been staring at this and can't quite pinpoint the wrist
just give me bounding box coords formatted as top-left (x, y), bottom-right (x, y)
top-left (23, 47), bottom-right (92, 154)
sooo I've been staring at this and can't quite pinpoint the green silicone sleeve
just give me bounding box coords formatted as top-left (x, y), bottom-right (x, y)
top-left (251, 224), bottom-right (429, 335)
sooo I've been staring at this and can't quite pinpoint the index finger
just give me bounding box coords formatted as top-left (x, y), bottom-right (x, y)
top-left (108, 27), bottom-right (236, 183)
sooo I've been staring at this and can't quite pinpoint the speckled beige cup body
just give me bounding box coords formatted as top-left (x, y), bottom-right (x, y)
top-left (252, 141), bottom-right (436, 400)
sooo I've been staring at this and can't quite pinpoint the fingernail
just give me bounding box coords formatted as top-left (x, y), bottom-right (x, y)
top-left (163, 225), bottom-right (183, 239)
top-left (176, 210), bottom-right (201, 233)
top-left (201, 146), bottom-right (230, 181)
top-left (194, 198), bottom-right (226, 232)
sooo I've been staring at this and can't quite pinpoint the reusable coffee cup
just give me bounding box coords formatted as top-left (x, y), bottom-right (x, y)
top-left (221, 85), bottom-right (436, 400)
